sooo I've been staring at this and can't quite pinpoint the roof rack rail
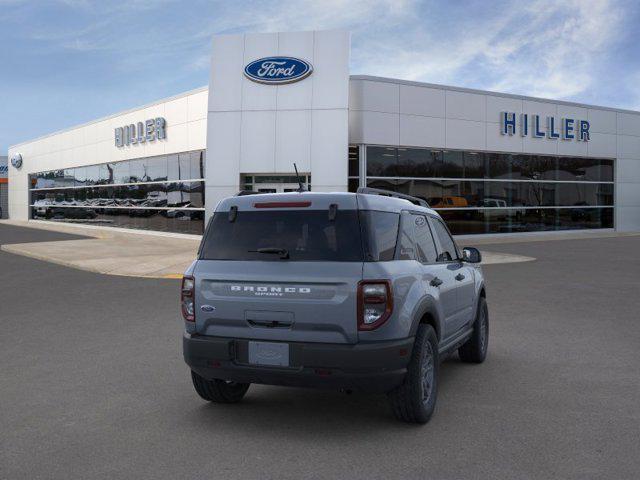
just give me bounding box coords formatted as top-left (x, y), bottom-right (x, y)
top-left (357, 187), bottom-right (430, 208)
top-left (235, 190), bottom-right (261, 196)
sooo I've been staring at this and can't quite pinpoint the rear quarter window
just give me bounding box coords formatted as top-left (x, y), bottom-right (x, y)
top-left (413, 214), bottom-right (438, 263)
top-left (359, 211), bottom-right (399, 261)
top-left (397, 212), bottom-right (417, 260)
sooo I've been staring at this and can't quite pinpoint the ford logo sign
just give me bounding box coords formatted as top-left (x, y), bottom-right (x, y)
top-left (244, 56), bottom-right (313, 85)
top-left (10, 153), bottom-right (23, 169)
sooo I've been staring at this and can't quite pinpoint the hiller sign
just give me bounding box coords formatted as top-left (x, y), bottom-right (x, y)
top-left (115, 117), bottom-right (166, 147)
top-left (500, 112), bottom-right (590, 141)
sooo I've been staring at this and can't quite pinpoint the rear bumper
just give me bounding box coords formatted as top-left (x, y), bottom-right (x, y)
top-left (183, 333), bottom-right (414, 393)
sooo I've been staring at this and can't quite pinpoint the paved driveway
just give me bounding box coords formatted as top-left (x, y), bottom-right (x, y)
top-left (1, 224), bottom-right (639, 480)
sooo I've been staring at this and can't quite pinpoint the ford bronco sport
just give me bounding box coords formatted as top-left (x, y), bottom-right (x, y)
top-left (182, 188), bottom-right (488, 424)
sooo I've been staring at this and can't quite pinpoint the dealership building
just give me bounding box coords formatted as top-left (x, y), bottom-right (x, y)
top-left (7, 30), bottom-right (640, 236)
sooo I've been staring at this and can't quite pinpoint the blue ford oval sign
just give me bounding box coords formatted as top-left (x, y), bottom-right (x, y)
top-left (244, 57), bottom-right (313, 85)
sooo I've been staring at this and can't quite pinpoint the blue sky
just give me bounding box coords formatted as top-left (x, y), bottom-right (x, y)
top-left (2, 0), bottom-right (639, 153)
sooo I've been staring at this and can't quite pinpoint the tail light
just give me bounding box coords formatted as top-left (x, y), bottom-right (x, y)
top-left (181, 276), bottom-right (195, 322)
top-left (357, 280), bottom-right (393, 331)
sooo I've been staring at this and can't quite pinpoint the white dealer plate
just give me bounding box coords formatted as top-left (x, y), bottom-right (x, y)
top-left (248, 341), bottom-right (290, 367)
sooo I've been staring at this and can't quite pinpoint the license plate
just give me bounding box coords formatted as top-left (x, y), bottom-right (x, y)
top-left (248, 341), bottom-right (289, 367)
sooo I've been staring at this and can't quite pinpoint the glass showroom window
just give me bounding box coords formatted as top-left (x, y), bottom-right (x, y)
top-left (28, 150), bottom-right (206, 235)
top-left (364, 146), bottom-right (614, 235)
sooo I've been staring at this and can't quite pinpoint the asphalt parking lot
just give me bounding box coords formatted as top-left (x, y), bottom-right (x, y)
top-left (1, 224), bottom-right (639, 480)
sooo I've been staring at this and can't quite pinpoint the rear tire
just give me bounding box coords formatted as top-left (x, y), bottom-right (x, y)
top-left (387, 324), bottom-right (439, 424)
top-left (458, 297), bottom-right (489, 363)
top-left (190, 370), bottom-right (250, 403)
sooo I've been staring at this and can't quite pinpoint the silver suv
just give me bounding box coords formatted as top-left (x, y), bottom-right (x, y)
top-left (182, 188), bottom-right (488, 424)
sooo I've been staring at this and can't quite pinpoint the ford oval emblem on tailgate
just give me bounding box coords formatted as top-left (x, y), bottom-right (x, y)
top-left (200, 305), bottom-right (215, 312)
top-left (244, 56), bottom-right (313, 85)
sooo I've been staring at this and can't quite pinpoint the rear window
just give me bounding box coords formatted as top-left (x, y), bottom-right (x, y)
top-left (200, 210), bottom-right (364, 261)
top-left (200, 209), bottom-right (401, 262)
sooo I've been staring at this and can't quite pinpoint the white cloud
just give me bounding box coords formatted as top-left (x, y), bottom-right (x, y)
top-left (484, 0), bottom-right (623, 99)
top-left (345, 0), bottom-right (625, 102)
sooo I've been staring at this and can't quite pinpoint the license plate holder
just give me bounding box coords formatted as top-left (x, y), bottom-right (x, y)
top-left (248, 341), bottom-right (290, 367)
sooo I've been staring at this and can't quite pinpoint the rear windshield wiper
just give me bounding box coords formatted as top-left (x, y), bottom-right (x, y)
top-left (248, 247), bottom-right (290, 259)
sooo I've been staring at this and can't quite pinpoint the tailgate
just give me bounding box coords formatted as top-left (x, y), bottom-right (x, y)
top-left (194, 260), bottom-right (363, 344)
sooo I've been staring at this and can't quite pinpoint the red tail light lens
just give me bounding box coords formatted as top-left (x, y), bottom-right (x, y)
top-left (357, 280), bottom-right (393, 331)
top-left (181, 276), bottom-right (195, 322)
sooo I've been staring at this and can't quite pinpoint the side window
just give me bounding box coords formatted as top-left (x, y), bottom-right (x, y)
top-left (431, 217), bottom-right (458, 262)
top-left (397, 213), bottom-right (416, 260)
top-left (360, 211), bottom-right (399, 261)
top-left (413, 214), bottom-right (438, 263)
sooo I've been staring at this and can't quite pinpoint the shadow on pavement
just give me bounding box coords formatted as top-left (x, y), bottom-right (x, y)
top-left (177, 355), bottom-right (483, 435)
top-left (0, 223), bottom-right (88, 245)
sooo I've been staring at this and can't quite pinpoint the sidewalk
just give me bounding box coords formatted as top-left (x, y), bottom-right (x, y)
top-left (0, 220), bottom-right (200, 278)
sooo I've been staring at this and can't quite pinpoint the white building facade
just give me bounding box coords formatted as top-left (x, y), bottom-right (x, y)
top-left (7, 30), bottom-right (640, 235)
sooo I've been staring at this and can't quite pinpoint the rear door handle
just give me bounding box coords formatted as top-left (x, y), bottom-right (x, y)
top-left (430, 277), bottom-right (443, 287)
top-left (455, 273), bottom-right (465, 281)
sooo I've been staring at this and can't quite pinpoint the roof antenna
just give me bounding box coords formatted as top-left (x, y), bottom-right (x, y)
top-left (293, 163), bottom-right (306, 192)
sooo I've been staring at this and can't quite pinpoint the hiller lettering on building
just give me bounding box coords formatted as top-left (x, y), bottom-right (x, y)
top-left (500, 112), bottom-right (590, 141)
top-left (115, 117), bottom-right (166, 147)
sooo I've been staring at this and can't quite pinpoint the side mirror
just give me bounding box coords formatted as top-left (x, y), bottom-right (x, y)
top-left (462, 247), bottom-right (482, 263)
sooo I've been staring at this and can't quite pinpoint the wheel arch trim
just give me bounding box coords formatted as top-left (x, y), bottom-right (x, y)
top-left (409, 296), bottom-right (444, 341)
